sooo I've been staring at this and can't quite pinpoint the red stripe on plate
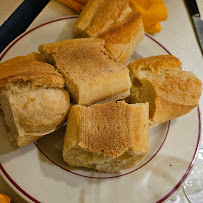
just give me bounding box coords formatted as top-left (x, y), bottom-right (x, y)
top-left (156, 106), bottom-right (201, 203)
top-left (0, 164), bottom-right (40, 203)
top-left (0, 16), bottom-right (78, 61)
top-left (34, 121), bottom-right (171, 179)
top-left (0, 16), bottom-right (201, 203)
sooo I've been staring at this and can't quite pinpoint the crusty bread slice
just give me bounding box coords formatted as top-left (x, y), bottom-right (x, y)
top-left (39, 38), bottom-right (131, 106)
top-left (0, 53), bottom-right (70, 147)
top-left (0, 52), bottom-right (64, 88)
top-left (63, 101), bottom-right (149, 173)
top-left (127, 55), bottom-right (202, 126)
top-left (73, 0), bottom-right (144, 64)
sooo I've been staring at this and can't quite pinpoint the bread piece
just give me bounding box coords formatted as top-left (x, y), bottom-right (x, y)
top-left (0, 52), bottom-right (64, 88)
top-left (39, 38), bottom-right (131, 106)
top-left (63, 101), bottom-right (149, 173)
top-left (73, 0), bottom-right (144, 64)
top-left (0, 53), bottom-right (70, 147)
top-left (127, 55), bottom-right (202, 126)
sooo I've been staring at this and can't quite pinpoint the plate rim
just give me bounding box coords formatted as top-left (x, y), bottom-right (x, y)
top-left (0, 16), bottom-right (201, 203)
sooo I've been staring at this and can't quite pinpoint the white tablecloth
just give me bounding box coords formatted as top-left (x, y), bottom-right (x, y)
top-left (0, 0), bottom-right (202, 202)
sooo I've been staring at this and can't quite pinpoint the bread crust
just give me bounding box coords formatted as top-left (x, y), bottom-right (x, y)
top-left (7, 129), bottom-right (42, 147)
top-left (0, 53), bottom-right (65, 88)
top-left (39, 38), bottom-right (131, 106)
top-left (63, 101), bottom-right (149, 172)
top-left (128, 55), bottom-right (202, 126)
top-left (73, 0), bottom-right (144, 64)
top-left (74, 102), bottom-right (149, 157)
top-left (129, 55), bottom-right (182, 71)
top-left (0, 85), bottom-right (70, 147)
top-left (0, 52), bottom-right (70, 147)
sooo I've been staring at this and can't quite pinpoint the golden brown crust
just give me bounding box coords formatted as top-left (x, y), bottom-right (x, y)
top-left (74, 0), bottom-right (132, 37)
top-left (73, 0), bottom-right (144, 64)
top-left (129, 55), bottom-right (182, 71)
top-left (128, 55), bottom-right (202, 126)
top-left (100, 11), bottom-right (144, 64)
top-left (0, 53), bottom-right (65, 88)
top-left (152, 96), bottom-right (198, 126)
top-left (64, 101), bottom-right (149, 158)
top-left (7, 128), bottom-right (42, 147)
top-left (17, 134), bottom-right (42, 147)
top-left (74, 0), bottom-right (141, 37)
top-left (39, 38), bottom-right (131, 106)
top-left (39, 38), bottom-right (119, 84)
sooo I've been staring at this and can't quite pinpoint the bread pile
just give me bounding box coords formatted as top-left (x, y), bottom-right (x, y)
top-left (0, 0), bottom-right (202, 173)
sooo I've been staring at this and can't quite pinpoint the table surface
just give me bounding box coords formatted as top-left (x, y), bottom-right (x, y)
top-left (0, 0), bottom-right (203, 202)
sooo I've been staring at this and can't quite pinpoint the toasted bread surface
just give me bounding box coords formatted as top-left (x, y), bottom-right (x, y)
top-left (128, 55), bottom-right (202, 126)
top-left (0, 53), bottom-right (65, 88)
top-left (73, 0), bottom-right (144, 64)
top-left (39, 38), bottom-right (131, 105)
top-left (63, 101), bottom-right (149, 172)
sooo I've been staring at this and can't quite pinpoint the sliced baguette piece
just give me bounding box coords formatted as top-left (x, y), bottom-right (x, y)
top-left (39, 38), bottom-right (131, 106)
top-left (73, 0), bottom-right (144, 64)
top-left (0, 53), bottom-right (70, 147)
top-left (127, 55), bottom-right (202, 127)
top-left (63, 101), bottom-right (149, 173)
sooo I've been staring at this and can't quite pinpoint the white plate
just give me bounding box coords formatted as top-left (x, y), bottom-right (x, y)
top-left (0, 16), bottom-right (201, 203)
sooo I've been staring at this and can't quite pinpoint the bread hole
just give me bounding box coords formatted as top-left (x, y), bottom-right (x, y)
top-left (140, 67), bottom-right (148, 71)
top-left (133, 78), bottom-right (142, 87)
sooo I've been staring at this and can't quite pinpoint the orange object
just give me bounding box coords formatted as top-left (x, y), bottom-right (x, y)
top-left (57, 0), bottom-right (168, 33)
top-left (0, 193), bottom-right (11, 203)
top-left (132, 0), bottom-right (168, 33)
